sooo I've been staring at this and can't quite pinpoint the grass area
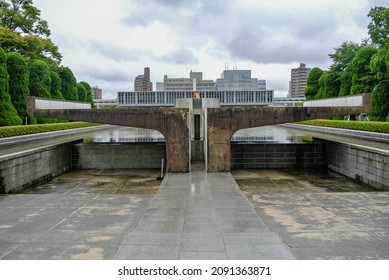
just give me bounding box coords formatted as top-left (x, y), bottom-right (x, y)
top-left (297, 119), bottom-right (389, 134)
top-left (0, 122), bottom-right (101, 138)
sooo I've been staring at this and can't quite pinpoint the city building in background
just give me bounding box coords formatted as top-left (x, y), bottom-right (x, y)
top-left (216, 70), bottom-right (263, 91)
top-left (91, 86), bottom-right (102, 99)
top-left (134, 67), bottom-right (153, 91)
top-left (118, 67), bottom-right (301, 107)
top-left (288, 63), bottom-right (311, 98)
top-left (258, 80), bottom-right (266, 90)
top-left (118, 90), bottom-right (274, 107)
top-left (163, 71), bottom-right (216, 91)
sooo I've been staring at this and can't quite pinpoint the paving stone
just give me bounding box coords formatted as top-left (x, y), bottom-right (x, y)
top-left (115, 244), bottom-right (180, 260)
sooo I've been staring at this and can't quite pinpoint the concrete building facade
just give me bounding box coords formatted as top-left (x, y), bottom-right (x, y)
top-left (289, 63), bottom-right (311, 98)
top-left (118, 90), bottom-right (274, 107)
top-left (91, 86), bottom-right (102, 99)
top-left (163, 71), bottom-right (216, 91)
top-left (134, 67), bottom-right (153, 91)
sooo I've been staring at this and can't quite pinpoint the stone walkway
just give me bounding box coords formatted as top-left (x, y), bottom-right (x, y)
top-left (1, 167), bottom-right (387, 260)
top-left (115, 166), bottom-right (294, 259)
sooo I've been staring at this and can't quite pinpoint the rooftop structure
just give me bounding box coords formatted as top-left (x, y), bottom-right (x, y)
top-left (162, 71), bottom-right (216, 91)
top-left (216, 70), bottom-right (262, 91)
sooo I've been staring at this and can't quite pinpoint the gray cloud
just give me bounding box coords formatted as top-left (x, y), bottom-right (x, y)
top-left (81, 67), bottom-right (130, 83)
top-left (89, 40), bottom-right (146, 62)
top-left (158, 48), bottom-right (199, 65)
top-left (227, 29), bottom-right (331, 65)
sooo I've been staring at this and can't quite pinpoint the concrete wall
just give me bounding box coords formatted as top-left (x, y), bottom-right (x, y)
top-left (27, 96), bottom-right (91, 111)
top-left (0, 142), bottom-right (76, 193)
top-left (231, 143), bottom-right (326, 169)
top-left (324, 140), bottom-right (389, 190)
top-left (72, 143), bottom-right (166, 169)
top-left (303, 93), bottom-right (369, 107)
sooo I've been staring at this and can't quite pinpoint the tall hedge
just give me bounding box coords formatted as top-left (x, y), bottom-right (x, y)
top-left (29, 60), bottom-right (51, 98)
top-left (370, 82), bottom-right (389, 121)
top-left (0, 47), bottom-right (22, 126)
top-left (50, 71), bottom-right (64, 99)
top-left (6, 52), bottom-right (29, 120)
top-left (58, 66), bottom-right (78, 101)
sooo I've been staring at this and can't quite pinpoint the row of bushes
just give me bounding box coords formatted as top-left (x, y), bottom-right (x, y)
top-left (0, 122), bottom-right (100, 138)
top-left (297, 119), bottom-right (389, 133)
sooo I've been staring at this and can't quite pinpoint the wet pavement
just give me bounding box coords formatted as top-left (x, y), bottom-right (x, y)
top-left (0, 167), bottom-right (388, 260)
top-left (233, 169), bottom-right (389, 259)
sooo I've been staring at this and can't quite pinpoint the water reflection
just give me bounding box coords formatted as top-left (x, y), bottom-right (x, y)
top-left (90, 127), bottom-right (165, 142)
top-left (232, 126), bottom-right (310, 143)
top-left (88, 125), bottom-right (310, 143)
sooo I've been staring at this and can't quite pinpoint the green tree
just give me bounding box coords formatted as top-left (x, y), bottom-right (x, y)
top-left (329, 41), bottom-right (361, 72)
top-left (370, 82), bottom-right (389, 121)
top-left (370, 48), bottom-right (388, 82)
top-left (6, 52), bottom-right (29, 120)
top-left (339, 70), bottom-right (353, 96)
top-left (0, 47), bottom-right (22, 126)
top-left (328, 41), bottom-right (361, 96)
top-left (58, 66), bottom-right (78, 101)
top-left (368, 6), bottom-right (389, 48)
top-left (79, 81), bottom-right (94, 106)
top-left (350, 46), bottom-right (378, 94)
top-left (322, 70), bottom-right (341, 98)
top-left (305, 67), bottom-right (323, 100)
top-left (50, 71), bottom-right (63, 99)
top-left (0, 0), bottom-right (61, 64)
top-left (29, 60), bottom-right (51, 98)
top-left (76, 82), bottom-right (87, 102)
top-left (0, 0), bottom-right (50, 36)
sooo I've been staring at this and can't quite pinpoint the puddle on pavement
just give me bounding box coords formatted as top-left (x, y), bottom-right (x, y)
top-left (20, 169), bottom-right (161, 195)
top-left (232, 169), bottom-right (379, 195)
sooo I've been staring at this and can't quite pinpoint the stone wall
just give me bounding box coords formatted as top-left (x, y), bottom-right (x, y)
top-left (0, 142), bottom-right (75, 193)
top-left (231, 142), bottom-right (326, 169)
top-left (72, 142), bottom-right (166, 169)
top-left (324, 140), bottom-right (389, 190)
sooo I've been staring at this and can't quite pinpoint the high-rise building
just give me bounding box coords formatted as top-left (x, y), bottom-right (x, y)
top-left (134, 67), bottom-right (153, 91)
top-left (216, 70), bottom-right (264, 91)
top-left (289, 63), bottom-right (311, 98)
top-left (91, 86), bottom-right (102, 99)
top-left (162, 71), bottom-right (216, 91)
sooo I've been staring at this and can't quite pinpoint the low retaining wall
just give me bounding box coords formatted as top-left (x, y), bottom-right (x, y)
top-left (324, 140), bottom-right (389, 190)
top-left (72, 142), bottom-right (166, 169)
top-left (231, 142), bottom-right (326, 169)
top-left (0, 142), bottom-right (77, 193)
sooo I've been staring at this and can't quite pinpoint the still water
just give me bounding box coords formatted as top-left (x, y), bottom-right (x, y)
top-left (90, 125), bottom-right (309, 143)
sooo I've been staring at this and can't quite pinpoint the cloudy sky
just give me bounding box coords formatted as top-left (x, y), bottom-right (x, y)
top-left (34, 0), bottom-right (387, 98)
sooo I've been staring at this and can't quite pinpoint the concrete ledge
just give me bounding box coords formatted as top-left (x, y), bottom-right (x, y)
top-left (0, 125), bottom-right (111, 147)
top-left (283, 123), bottom-right (389, 144)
